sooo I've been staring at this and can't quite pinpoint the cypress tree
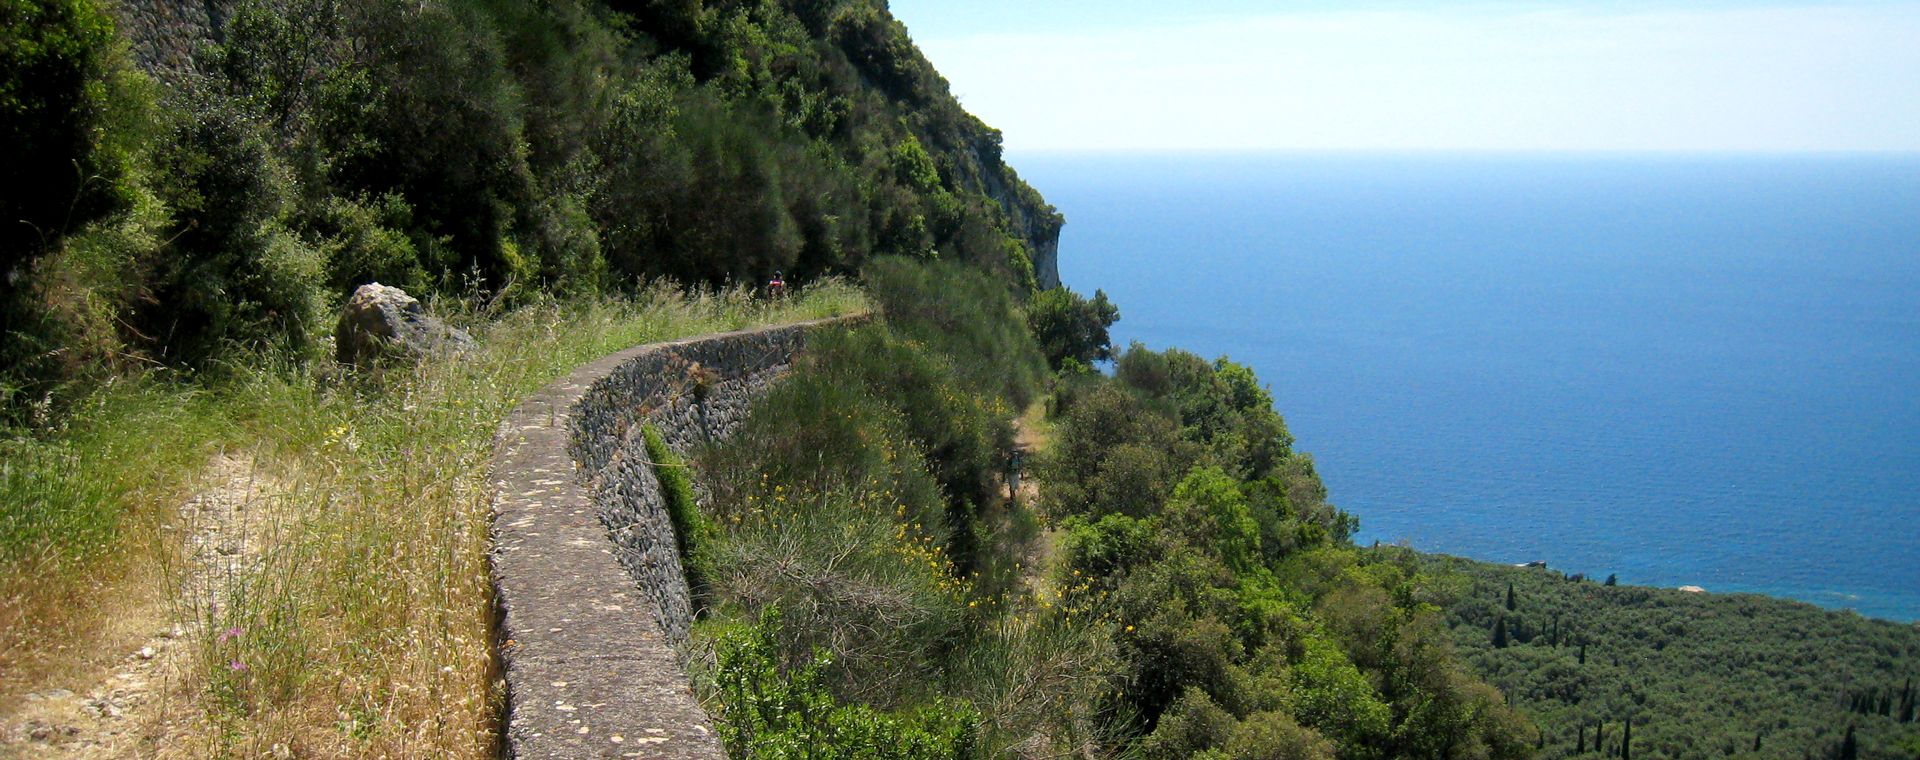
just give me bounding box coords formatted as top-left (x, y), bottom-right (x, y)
top-left (1622, 719), bottom-right (1632, 760)
top-left (1836, 724), bottom-right (1856, 760)
top-left (1580, 642), bottom-right (1588, 665)
top-left (1578, 725), bottom-right (1587, 753)
top-left (1753, 731), bottom-right (1763, 753)
top-left (1494, 617), bottom-right (1510, 648)
top-left (1596, 721), bottom-right (1606, 755)
top-left (1605, 573), bottom-right (1618, 586)
top-left (1507, 581), bottom-right (1516, 611)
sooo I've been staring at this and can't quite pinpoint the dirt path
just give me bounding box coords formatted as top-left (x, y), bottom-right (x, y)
top-left (1009, 402), bottom-right (1057, 598)
top-left (1, 454), bottom-right (280, 758)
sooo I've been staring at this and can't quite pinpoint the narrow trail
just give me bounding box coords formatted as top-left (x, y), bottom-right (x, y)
top-left (1, 454), bottom-right (283, 758)
top-left (1009, 402), bottom-right (1056, 598)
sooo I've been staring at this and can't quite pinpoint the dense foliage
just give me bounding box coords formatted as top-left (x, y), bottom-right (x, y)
top-left (692, 260), bottom-right (1103, 755)
top-left (1027, 286), bottom-right (1118, 370)
top-left (1411, 551), bottom-right (1920, 760)
top-left (1043, 344), bottom-right (1533, 758)
top-left (687, 263), bottom-right (1536, 757)
top-left (0, 0), bottom-right (1059, 413)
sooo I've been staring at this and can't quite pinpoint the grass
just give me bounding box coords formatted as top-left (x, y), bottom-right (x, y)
top-left (0, 280), bottom-right (865, 757)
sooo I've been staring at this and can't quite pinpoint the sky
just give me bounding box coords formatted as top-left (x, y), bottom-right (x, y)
top-left (885, 1), bottom-right (1920, 153)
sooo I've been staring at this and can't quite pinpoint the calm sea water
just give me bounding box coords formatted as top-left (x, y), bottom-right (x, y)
top-left (1017, 152), bottom-right (1920, 622)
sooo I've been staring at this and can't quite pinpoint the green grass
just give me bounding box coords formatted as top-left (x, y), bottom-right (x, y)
top-left (0, 280), bottom-right (865, 756)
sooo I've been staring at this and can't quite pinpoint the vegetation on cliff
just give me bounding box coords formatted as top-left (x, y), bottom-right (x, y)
top-left (1, 0), bottom-right (1058, 411)
top-left (16, 1), bottom-right (1904, 758)
top-left (1406, 551), bottom-right (1920, 760)
top-left (686, 258), bottom-right (1538, 758)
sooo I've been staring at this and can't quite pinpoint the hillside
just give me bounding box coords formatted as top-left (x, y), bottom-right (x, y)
top-left (3, 0), bottom-right (1059, 407)
top-left (6, 1), bottom-right (1914, 758)
top-left (1400, 550), bottom-right (1920, 760)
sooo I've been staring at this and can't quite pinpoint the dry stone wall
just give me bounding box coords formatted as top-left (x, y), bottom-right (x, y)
top-left (490, 316), bottom-right (859, 759)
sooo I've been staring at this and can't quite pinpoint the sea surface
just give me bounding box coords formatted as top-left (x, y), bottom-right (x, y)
top-left (1016, 151), bottom-right (1920, 622)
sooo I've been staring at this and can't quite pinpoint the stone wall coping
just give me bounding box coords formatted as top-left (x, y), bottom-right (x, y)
top-left (489, 315), bottom-right (862, 759)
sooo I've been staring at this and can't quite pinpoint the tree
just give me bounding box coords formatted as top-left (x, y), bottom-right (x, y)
top-left (1622, 719), bottom-right (1631, 760)
top-left (0, 0), bottom-right (123, 276)
top-left (1506, 582), bottom-right (1516, 611)
top-left (1493, 617), bottom-right (1510, 649)
top-left (1605, 573), bottom-right (1618, 587)
top-left (1836, 724), bottom-right (1856, 760)
top-left (1027, 286), bottom-right (1119, 370)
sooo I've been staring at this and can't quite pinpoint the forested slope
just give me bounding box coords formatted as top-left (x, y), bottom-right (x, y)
top-left (3, 0), bottom-right (1059, 407)
top-left (1405, 551), bottom-right (1920, 760)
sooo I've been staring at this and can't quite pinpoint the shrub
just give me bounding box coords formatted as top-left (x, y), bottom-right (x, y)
top-left (862, 257), bottom-right (1046, 408)
top-left (310, 192), bottom-right (430, 297)
top-left (1224, 710), bottom-right (1336, 760)
top-left (803, 326), bottom-right (1010, 514)
top-left (0, 0), bottom-right (125, 274)
top-left (1037, 382), bottom-right (1189, 519)
top-left (702, 487), bottom-right (968, 703)
top-left (1027, 286), bottom-right (1118, 370)
top-left (703, 608), bottom-right (980, 759)
top-left (1140, 687), bottom-right (1236, 757)
top-left (137, 92), bottom-right (326, 368)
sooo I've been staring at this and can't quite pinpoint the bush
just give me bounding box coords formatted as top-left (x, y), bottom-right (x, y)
top-left (702, 490), bottom-right (966, 703)
top-left (804, 326), bottom-right (1010, 516)
top-left (703, 607), bottom-right (980, 760)
top-left (0, 0), bottom-right (125, 274)
top-left (137, 92), bottom-right (325, 367)
top-left (311, 192), bottom-right (431, 297)
top-left (862, 257), bottom-right (1046, 408)
top-left (1027, 286), bottom-right (1118, 370)
top-left (1224, 710), bottom-right (1336, 760)
top-left (0, 0), bottom-right (154, 409)
top-left (1140, 687), bottom-right (1236, 757)
top-left (1037, 382), bottom-right (1189, 519)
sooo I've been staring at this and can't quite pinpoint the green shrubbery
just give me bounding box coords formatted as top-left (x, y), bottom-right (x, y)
top-left (643, 424), bottom-right (709, 590)
top-left (691, 260), bottom-right (1106, 754)
top-left (1418, 551), bottom-right (1920, 759)
top-left (685, 260), bottom-right (1535, 757)
top-left (1027, 286), bottom-right (1118, 370)
top-left (2, 0), bottom-right (1060, 419)
top-left (705, 608), bottom-right (979, 759)
top-left (1031, 340), bottom-right (1532, 757)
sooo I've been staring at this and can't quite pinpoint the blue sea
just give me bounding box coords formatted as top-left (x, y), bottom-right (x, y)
top-left (1017, 152), bottom-right (1920, 622)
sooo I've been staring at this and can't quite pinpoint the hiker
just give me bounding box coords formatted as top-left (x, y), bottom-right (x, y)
top-left (767, 270), bottom-right (787, 299)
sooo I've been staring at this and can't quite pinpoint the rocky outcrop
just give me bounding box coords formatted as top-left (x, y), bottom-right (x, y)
top-left (334, 283), bottom-right (474, 367)
top-left (490, 315), bottom-right (862, 759)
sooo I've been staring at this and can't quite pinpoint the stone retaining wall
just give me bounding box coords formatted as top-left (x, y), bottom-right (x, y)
top-left (490, 316), bottom-right (859, 759)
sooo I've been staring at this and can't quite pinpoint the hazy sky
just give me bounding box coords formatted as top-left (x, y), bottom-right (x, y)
top-left (886, 1), bottom-right (1920, 152)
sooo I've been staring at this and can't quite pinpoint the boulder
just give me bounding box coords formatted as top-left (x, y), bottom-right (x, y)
top-left (335, 283), bottom-right (473, 366)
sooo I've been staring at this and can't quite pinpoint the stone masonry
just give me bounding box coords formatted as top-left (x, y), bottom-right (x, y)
top-left (489, 316), bottom-right (861, 759)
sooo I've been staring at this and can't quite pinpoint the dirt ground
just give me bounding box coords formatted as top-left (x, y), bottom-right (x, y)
top-left (1, 455), bottom-right (280, 759)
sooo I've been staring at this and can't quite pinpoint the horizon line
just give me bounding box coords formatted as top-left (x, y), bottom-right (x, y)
top-left (1007, 147), bottom-right (1920, 158)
